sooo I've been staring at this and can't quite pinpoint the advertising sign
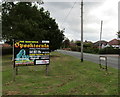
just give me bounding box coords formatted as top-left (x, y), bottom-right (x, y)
top-left (14, 40), bottom-right (50, 66)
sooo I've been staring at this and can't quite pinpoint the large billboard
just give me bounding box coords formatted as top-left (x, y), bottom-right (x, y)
top-left (14, 40), bottom-right (50, 66)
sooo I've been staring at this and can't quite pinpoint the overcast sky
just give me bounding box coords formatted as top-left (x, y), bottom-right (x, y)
top-left (0, 0), bottom-right (119, 42)
top-left (40, 0), bottom-right (119, 42)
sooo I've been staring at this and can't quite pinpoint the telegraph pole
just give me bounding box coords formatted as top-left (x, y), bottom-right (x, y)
top-left (99, 20), bottom-right (103, 50)
top-left (81, 0), bottom-right (83, 62)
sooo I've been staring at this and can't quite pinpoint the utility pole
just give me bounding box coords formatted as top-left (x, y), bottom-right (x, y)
top-left (99, 20), bottom-right (103, 50)
top-left (81, 0), bottom-right (83, 62)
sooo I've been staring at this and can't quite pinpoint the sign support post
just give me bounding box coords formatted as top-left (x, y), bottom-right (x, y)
top-left (105, 58), bottom-right (107, 71)
top-left (16, 67), bottom-right (18, 75)
top-left (12, 39), bottom-right (16, 81)
top-left (46, 65), bottom-right (48, 76)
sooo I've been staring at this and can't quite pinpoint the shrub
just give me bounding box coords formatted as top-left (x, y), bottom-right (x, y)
top-left (2, 47), bottom-right (13, 55)
top-left (98, 47), bottom-right (119, 54)
top-left (70, 46), bottom-right (81, 52)
top-left (83, 47), bottom-right (99, 54)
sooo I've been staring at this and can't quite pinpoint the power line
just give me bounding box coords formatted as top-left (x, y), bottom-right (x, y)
top-left (60, 2), bottom-right (77, 28)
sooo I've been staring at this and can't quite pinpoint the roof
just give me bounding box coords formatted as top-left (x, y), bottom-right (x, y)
top-left (0, 43), bottom-right (12, 47)
top-left (94, 40), bottom-right (108, 46)
top-left (108, 39), bottom-right (119, 45)
top-left (69, 42), bottom-right (76, 46)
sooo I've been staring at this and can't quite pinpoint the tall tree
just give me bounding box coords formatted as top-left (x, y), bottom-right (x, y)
top-left (2, 2), bottom-right (64, 51)
top-left (75, 40), bottom-right (81, 46)
top-left (117, 31), bottom-right (120, 38)
top-left (63, 38), bottom-right (70, 48)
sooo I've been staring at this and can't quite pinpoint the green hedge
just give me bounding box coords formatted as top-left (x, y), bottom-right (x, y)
top-left (70, 46), bottom-right (119, 54)
top-left (70, 46), bottom-right (81, 52)
top-left (83, 47), bottom-right (99, 54)
top-left (2, 47), bottom-right (13, 55)
top-left (70, 46), bottom-right (99, 54)
top-left (98, 47), bottom-right (119, 54)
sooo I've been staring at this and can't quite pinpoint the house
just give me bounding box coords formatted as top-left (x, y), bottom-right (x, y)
top-left (94, 40), bottom-right (108, 49)
top-left (94, 39), bottom-right (120, 49)
top-left (0, 43), bottom-right (12, 48)
top-left (69, 42), bottom-right (76, 47)
top-left (107, 39), bottom-right (120, 49)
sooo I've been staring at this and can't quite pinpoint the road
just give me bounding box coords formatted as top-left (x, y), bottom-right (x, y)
top-left (57, 50), bottom-right (119, 69)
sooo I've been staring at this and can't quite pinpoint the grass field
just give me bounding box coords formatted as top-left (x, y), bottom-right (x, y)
top-left (2, 51), bottom-right (118, 95)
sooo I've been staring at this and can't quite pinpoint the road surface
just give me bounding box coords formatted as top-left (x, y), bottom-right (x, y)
top-left (57, 50), bottom-right (119, 69)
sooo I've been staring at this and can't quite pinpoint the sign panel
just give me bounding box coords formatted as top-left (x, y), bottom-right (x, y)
top-left (99, 56), bottom-right (107, 71)
top-left (14, 40), bottom-right (50, 66)
top-left (100, 57), bottom-right (106, 61)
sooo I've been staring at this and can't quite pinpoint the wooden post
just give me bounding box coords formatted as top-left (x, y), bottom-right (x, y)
top-left (105, 57), bottom-right (107, 71)
top-left (16, 67), bottom-right (18, 75)
top-left (99, 57), bottom-right (102, 69)
top-left (46, 65), bottom-right (48, 76)
top-left (13, 39), bottom-right (15, 81)
top-left (13, 67), bottom-right (16, 81)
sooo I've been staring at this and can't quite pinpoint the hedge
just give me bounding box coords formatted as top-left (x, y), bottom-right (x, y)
top-left (98, 47), bottom-right (120, 54)
top-left (69, 46), bottom-right (119, 54)
top-left (83, 47), bottom-right (99, 54)
top-left (2, 47), bottom-right (13, 55)
top-left (70, 46), bottom-right (81, 52)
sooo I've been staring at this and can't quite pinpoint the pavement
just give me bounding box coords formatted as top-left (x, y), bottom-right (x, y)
top-left (57, 50), bottom-right (119, 69)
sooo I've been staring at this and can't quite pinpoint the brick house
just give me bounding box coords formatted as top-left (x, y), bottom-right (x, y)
top-left (94, 40), bottom-right (108, 48)
top-left (107, 39), bottom-right (120, 49)
top-left (0, 43), bottom-right (11, 48)
top-left (94, 39), bottom-right (120, 49)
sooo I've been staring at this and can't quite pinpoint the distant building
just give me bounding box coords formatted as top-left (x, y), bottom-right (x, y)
top-left (94, 39), bottom-right (120, 49)
top-left (69, 42), bottom-right (76, 47)
top-left (107, 39), bottom-right (120, 49)
top-left (94, 40), bottom-right (108, 49)
top-left (0, 43), bottom-right (12, 48)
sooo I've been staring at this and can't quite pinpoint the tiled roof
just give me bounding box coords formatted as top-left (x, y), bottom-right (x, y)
top-left (108, 39), bottom-right (119, 45)
top-left (0, 43), bottom-right (11, 47)
top-left (94, 40), bottom-right (108, 46)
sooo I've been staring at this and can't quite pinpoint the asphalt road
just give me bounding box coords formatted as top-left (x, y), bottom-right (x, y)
top-left (57, 50), bottom-right (119, 69)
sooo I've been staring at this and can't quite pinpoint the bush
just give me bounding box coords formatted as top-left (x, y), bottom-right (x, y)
top-left (2, 47), bottom-right (13, 55)
top-left (83, 47), bottom-right (99, 54)
top-left (70, 46), bottom-right (99, 54)
top-left (70, 46), bottom-right (81, 52)
top-left (99, 47), bottom-right (119, 54)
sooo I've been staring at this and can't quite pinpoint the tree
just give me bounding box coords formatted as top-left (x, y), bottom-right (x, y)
top-left (71, 40), bottom-right (74, 43)
top-left (75, 40), bottom-right (81, 46)
top-left (117, 31), bottom-right (120, 38)
top-left (84, 41), bottom-right (93, 48)
top-left (63, 38), bottom-right (70, 48)
top-left (2, 2), bottom-right (64, 51)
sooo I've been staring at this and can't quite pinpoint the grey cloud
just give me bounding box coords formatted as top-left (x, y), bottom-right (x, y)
top-left (44, 2), bottom-right (73, 9)
top-left (42, 1), bottom-right (117, 42)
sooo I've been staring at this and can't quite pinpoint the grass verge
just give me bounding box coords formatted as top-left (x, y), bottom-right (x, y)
top-left (2, 51), bottom-right (118, 95)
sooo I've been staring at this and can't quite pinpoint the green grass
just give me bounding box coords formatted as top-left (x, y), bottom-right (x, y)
top-left (2, 52), bottom-right (119, 95)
